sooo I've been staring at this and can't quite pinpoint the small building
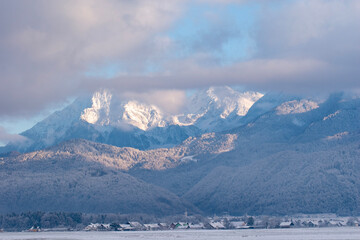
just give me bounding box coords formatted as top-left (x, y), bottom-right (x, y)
top-left (329, 221), bottom-right (340, 227)
top-left (84, 223), bottom-right (107, 231)
top-left (189, 223), bottom-right (205, 229)
top-left (207, 221), bottom-right (225, 229)
top-left (143, 223), bottom-right (160, 231)
top-left (279, 222), bottom-right (294, 228)
top-left (119, 224), bottom-right (134, 231)
top-left (174, 222), bottom-right (190, 229)
top-left (128, 221), bottom-right (144, 230)
top-left (170, 222), bottom-right (189, 229)
top-left (84, 223), bottom-right (96, 231)
top-left (158, 223), bottom-right (168, 230)
top-left (231, 221), bottom-right (249, 229)
top-left (28, 226), bottom-right (41, 232)
top-left (306, 220), bottom-right (319, 228)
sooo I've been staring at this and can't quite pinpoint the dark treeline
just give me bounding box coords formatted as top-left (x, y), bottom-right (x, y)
top-left (1, 212), bottom-right (82, 231)
top-left (0, 211), bottom-right (205, 231)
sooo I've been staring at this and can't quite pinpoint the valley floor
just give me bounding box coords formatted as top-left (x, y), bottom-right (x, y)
top-left (2, 228), bottom-right (360, 240)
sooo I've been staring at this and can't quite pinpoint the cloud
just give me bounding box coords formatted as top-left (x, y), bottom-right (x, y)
top-left (168, 0), bottom-right (360, 92)
top-left (121, 90), bottom-right (187, 115)
top-left (84, 58), bottom-right (328, 94)
top-left (0, 0), bottom-right (359, 121)
top-left (195, 0), bottom-right (248, 4)
top-left (0, 0), bottom-right (183, 117)
top-left (0, 127), bottom-right (27, 145)
top-left (256, 1), bottom-right (360, 56)
top-left (252, 0), bottom-right (360, 91)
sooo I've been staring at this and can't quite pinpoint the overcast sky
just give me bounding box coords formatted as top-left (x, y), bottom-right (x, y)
top-left (0, 0), bottom-right (360, 141)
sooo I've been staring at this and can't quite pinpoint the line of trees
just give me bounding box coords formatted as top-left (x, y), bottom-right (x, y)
top-left (0, 211), bottom-right (205, 231)
top-left (0, 212), bottom-right (82, 231)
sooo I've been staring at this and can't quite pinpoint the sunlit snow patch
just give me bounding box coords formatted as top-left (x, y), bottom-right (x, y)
top-left (180, 155), bottom-right (197, 163)
top-left (81, 90), bottom-right (112, 125)
top-left (276, 100), bottom-right (319, 115)
top-left (323, 110), bottom-right (341, 121)
top-left (326, 131), bottom-right (349, 140)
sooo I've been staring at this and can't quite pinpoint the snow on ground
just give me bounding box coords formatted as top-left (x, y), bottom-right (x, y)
top-left (2, 228), bottom-right (360, 240)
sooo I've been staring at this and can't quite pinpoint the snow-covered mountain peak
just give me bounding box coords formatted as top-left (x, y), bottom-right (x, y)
top-left (30, 87), bottom-right (265, 135)
top-left (122, 101), bottom-right (166, 131)
top-left (203, 86), bottom-right (263, 117)
top-left (173, 86), bottom-right (263, 128)
top-left (81, 89), bottom-right (112, 125)
top-left (79, 90), bottom-right (167, 131)
top-left (210, 87), bottom-right (259, 111)
top-left (205, 86), bottom-right (234, 103)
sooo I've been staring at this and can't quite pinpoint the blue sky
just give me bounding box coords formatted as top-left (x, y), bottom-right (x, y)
top-left (166, 2), bottom-right (259, 65)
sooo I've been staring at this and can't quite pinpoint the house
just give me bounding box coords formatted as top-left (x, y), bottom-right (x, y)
top-left (231, 221), bottom-right (249, 229)
top-left (128, 221), bottom-right (144, 230)
top-left (84, 223), bottom-right (97, 231)
top-left (158, 223), bottom-right (168, 230)
top-left (143, 223), bottom-right (160, 231)
top-left (176, 222), bottom-right (190, 229)
top-left (329, 221), bottom-right (340, 227)
top-left (306, 220), bottom-right (319, 227)
top-left (119, 224), bottom-right (134, 231)
top-left (84, 223), bottom-right (107, 231)
top-left (189, 223), bottom-right (204, 229)
top-left (28, 226), bottom-right (41, 232)
top-left (170, 222), bottom-right (189, 229)
top-left (207, 221), bottom-right (225, 229)
top-left (279, 222), bottom-right (293, 228)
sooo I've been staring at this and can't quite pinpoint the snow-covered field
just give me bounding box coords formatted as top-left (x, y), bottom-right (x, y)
top-left (2, 228), bottom-right (360, 240)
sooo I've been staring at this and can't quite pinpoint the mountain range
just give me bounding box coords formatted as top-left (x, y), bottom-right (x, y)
top-left (2, 86), bottom-right (262, 153)
top-left (1, 86), bottom-right (360, 216)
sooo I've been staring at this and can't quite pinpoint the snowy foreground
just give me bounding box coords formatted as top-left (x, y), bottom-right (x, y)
top-left (2, 228), bottom-right (360, 240)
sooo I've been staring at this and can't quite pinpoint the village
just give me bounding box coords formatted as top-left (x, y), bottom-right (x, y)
top-left (1, 212), bottom-right (358, 233)
top-left (79, 214), bottom-right (359, 232)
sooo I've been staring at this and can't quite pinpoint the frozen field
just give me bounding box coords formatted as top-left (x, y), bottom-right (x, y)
top-left (2, 228), bottom-right (360, 240)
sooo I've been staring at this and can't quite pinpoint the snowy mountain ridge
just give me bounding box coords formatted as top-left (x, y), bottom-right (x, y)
top-left (79, 86), bottom-right (263, 132)
top-left (172, 87), bottom-right (263, 130)
top-left (80, 91), bottom-right (166, 131)
top-left (1, 86), bottom-right (328, 153)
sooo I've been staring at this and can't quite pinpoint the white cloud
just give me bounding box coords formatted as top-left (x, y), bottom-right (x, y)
top-left (122, 89), bottom-right (187, 115)
top-left (0, 0), bottom-right (359, 120)
top-left (0, 127), bottom-right (27, 145)
top-left (0, 0), bottom-right (183, 116)
top-left (257, 0), bottom-right (360, 57)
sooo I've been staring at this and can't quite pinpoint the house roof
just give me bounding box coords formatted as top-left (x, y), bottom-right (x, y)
top-left (189, 223), bottom-right (204, 229)
top-left (144, 224), bottom-right (160, 228)
top-left (280, 222), bottom-right (292, 227)
top-left (129, 222), bottom-right (143, 228)
top-left (119, 224), bottom-right (134, 229)
top-left (209, 222), bottom-right (225, 229)
top-left (231, 221), bottom-right (246, 228)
